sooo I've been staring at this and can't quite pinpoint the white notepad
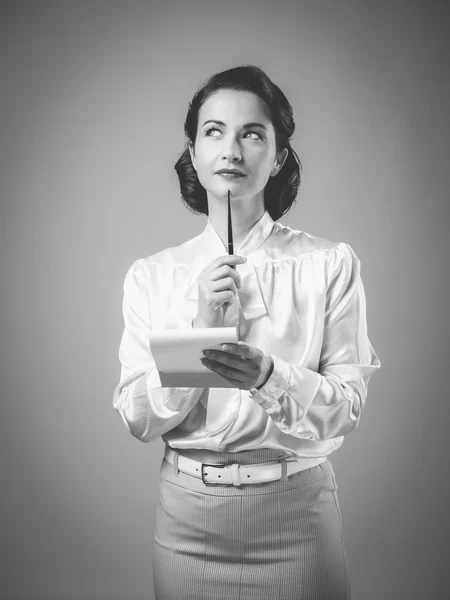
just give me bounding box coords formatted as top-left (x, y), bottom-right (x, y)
top-left (149, 327), bottom-right (239, 388)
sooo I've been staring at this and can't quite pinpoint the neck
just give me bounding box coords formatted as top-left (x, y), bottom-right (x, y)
top-left (207, 191), bottom-right (265, 252)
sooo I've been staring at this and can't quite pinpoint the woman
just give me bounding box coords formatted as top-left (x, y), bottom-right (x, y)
top-left (113, 65), bottom-right (381, 600)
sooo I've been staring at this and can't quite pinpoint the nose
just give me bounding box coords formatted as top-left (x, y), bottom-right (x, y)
top-left (221, 134), bottom-right (243, 162)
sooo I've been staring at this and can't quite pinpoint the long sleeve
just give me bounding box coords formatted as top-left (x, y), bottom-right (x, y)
top-left (112, 260), bottom-right (204, 443)
top-left (250, 242), bottom-right (381, 441)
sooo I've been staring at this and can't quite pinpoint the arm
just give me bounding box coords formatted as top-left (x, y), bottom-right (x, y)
top-left (249, 243), bottom-right (381, 441)
top-left (112, 260), bottom-right (204, 443)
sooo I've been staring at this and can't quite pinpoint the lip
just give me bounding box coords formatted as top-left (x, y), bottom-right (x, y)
top-left (216, 172), bottom-right (245, 179)
top-left (215, 169), bottom-right (245, 176)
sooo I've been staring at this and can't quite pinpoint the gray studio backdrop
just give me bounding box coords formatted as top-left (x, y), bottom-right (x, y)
top-left (1, 1), bottom-right (448, 599)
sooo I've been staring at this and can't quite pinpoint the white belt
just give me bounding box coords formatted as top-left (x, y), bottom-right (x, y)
top-left (164, 447), bottom-right (326, 487)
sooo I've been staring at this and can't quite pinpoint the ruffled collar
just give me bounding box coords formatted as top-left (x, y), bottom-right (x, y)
top-left (200, 209), bottom-right (275, 258)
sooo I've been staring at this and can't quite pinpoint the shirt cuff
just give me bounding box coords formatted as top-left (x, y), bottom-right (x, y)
top-left (248, 354), bottom-right (290, 408)
top-left (249, 353), bottom-right (322, 417)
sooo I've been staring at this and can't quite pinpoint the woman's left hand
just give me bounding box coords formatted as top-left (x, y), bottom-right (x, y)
top-left (201, 342), bottom-right (274, 390)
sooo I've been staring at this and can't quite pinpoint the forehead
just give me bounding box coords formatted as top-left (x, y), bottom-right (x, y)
top-left (199, 89), bottom-right (272, 125)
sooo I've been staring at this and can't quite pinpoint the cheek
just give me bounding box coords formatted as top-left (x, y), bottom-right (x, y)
top-left (251, 154), bottom-right (274, 177)
top-left (193, 144), bottom-right (214, 170)
top-left (250, 145), bottom-right (272, 164)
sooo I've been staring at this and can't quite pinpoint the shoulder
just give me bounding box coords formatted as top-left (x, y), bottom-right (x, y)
top-left (266, 221), bottom-right (358, 263)
top-left (122, 232), bottom-right (201, 288)
top-left (141, 231), bottom-right (203, 266)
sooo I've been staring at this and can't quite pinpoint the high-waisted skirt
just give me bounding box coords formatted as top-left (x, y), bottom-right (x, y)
top-left (152, 446), bottom-right (351, 600)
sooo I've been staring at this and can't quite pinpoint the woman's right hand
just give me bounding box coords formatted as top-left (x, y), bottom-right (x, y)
top-left (192, 255), bottom-right (247, 328)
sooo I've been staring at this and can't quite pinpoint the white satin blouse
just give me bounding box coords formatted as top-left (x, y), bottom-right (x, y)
top-left (113, 210), bottom-right (381, 459)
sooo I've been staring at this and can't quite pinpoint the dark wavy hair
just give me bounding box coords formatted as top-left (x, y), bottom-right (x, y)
top-left (174, 65), bottom-right (301, 221)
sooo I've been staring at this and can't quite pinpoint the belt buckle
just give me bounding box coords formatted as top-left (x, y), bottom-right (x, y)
top-left (201, 462), bottom-right (226, 486)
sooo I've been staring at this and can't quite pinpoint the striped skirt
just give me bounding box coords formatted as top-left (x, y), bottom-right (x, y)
top-left (152, 446), bottom-right (351, 600)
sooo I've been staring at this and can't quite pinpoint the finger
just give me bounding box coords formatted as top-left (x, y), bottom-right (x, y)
top-left (210, 276), bottom-right (238, 295)
top-left (218, 342), bottom-right (254, 359)
top-left (212, 290), bottom-right (235, 308)
top-left (202, 353), bottom-right (251, 374)
top-left (211, 255), bottom-right (247, 269)
top-left (211, 266), bottom-right (242, 289)
top-left (201, 357), bottom-right (250, 381)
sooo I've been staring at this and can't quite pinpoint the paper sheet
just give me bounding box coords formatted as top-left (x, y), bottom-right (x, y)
top-left (149, 327), bottom-right (239, 388)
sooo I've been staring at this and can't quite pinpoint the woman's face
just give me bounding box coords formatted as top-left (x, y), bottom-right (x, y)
top-left (189, 89), bottom-right (287, 204)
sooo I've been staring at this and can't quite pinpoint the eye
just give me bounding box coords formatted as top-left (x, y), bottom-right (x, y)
top-left (245, 131), bottom-right (262, 140)
top-left (205, 127), bottom-right (221, 136)
top-left (204, 127), bottom-right (262, 140)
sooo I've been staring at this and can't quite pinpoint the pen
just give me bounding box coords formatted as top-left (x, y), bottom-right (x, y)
top-left (228, 189), bottom-right (234, 255)
top-left (228, 189), bottom-right (235, 269)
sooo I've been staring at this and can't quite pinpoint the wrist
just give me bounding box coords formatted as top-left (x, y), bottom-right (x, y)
top-left (256, 356), bottom-right (274, 390)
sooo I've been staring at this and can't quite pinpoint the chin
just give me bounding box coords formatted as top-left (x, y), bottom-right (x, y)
top-left (205, 182), bottom-right (245, 198)
top-left (220, 180), bottom-right (251, 194)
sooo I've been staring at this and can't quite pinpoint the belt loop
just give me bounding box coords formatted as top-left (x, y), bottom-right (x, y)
top-left (173, 449), bottom-right (180, 476)
top-left (278, 455), bottom-right (288, 482)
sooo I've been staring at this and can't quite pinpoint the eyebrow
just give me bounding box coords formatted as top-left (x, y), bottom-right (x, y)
top-left (202, 119), bottom-right (267, 131)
